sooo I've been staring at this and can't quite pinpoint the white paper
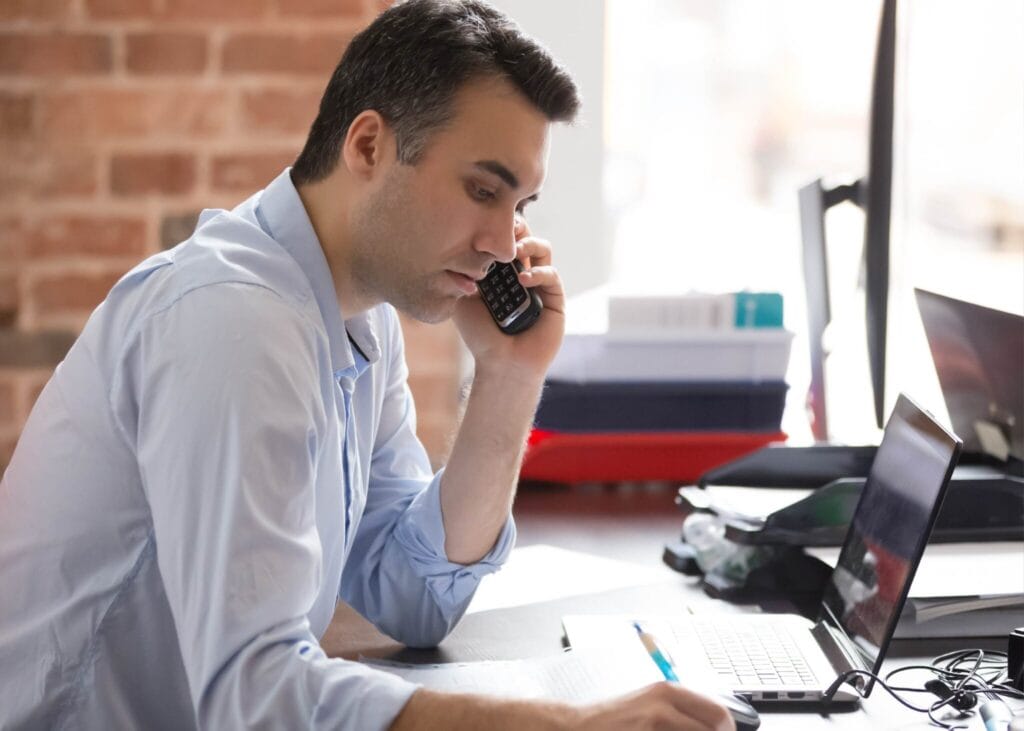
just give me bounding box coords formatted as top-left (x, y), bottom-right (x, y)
top-left (466, 544), bottom-right (672, 615)
top-left (364, 646), bottom-right (664, 705)
top-left (701, 485), bottom-right (813, 518)
top-left (805, 541), bottom-right (1024, 599)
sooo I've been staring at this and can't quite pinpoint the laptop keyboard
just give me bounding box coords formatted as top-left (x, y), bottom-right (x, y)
top-left (673, 618), bottom-right (817, 687)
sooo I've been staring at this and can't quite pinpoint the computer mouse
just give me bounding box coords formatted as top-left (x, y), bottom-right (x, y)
top-left (718, 693), bottom-right (760, 731)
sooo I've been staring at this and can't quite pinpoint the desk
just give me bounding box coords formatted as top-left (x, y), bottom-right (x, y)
top-left (324, 485), bottom-right (1016, 730)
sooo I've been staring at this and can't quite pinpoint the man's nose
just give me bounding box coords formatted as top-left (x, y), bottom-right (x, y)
top-left (473, 213), bottom-right (518, 263)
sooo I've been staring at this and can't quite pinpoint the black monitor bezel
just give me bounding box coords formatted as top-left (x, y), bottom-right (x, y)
top-left (800, 0), bottom-right (897, 439)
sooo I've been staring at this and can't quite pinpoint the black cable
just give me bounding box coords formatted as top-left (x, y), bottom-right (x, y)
top-left (824, 668), bottom-right (972, 730)
top-left (931, 649), bottom-right (1024, 702)
top-left (822, 648), bottom-right (1024, 730)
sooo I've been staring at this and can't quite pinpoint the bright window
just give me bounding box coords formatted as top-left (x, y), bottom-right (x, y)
top-left (603, 0), bottom-right (1023, 442)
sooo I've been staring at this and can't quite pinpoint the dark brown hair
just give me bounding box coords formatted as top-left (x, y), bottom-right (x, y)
top-left (292, 0), bottom-right (580, 183)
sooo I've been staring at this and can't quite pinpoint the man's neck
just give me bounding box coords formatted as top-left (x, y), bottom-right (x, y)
top-left (293, 173), bottom-right (370, 318)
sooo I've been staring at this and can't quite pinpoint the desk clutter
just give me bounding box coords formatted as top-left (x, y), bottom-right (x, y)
top-left (521, 291), bottom-right (792, 483)
top-left (666, 484), bottom-right (1024, 640)
top-left (660, 396), bottom-right (1024, 648)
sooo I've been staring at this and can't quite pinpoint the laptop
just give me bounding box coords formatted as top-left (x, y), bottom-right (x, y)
top-left (563, 393), bottom-right (963, 705)
top-left (915, 288), bottom-right (1023, 462)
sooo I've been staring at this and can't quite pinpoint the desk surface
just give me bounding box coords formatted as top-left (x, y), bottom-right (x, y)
top-left (324, 485), bottom-right (1017, 730)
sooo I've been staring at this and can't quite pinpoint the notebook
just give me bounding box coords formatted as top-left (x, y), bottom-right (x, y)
top-left (563, 393), bottom-right (963, 705)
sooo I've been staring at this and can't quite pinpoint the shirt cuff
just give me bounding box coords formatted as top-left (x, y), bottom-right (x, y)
top-left (391, 468), bottom-right (516, 612)
top-left (307, 648), bottom-right (422, 731)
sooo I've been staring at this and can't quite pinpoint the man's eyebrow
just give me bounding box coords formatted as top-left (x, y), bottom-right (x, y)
top-left (474, 160), bottom-right (541, 205)
top-left (474, 160), bottom-right (520, 189)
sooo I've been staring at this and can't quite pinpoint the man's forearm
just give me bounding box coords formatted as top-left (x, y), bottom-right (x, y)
top-left (439, 364), bottom-right (543, 564)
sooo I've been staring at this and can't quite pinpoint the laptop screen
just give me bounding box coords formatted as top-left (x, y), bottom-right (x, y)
top-left (915, 288), bottom-right (1024, 461)
top-left (820, 394), bottom-right (962, 673)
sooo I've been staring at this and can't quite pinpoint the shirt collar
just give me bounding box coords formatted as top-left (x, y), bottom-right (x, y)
top-left (255, 168), bottom-right (381, 376)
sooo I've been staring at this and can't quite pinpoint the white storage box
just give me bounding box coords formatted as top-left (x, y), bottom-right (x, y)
top-left (546, 329), bottom-right (795, 383)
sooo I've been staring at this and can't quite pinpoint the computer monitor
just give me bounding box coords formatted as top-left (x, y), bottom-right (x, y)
top-left (800, 0), bottom-right (896, 441)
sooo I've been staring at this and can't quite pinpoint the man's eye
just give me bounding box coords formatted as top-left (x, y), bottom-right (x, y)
top-left (470, 184), bottom-right (496, 202)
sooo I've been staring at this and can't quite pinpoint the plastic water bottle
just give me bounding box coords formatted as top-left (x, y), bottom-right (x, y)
top-left (681, 513), bottom-right (732, 574)
top-left (682, 512), bottom-right (776, 581)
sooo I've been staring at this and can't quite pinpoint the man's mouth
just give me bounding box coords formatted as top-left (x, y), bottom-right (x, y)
top-left (446, 270), bottom-right (480, 295)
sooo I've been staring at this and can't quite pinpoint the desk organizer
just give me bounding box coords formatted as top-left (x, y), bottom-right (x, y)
top-left (519, 429), bottom-right (786, 483)
top-left (534, 380), bottom-right (788, 433)
top-left (546, 329), bottom-right (794, 383)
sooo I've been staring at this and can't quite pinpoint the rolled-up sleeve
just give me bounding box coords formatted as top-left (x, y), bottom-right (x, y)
top-left (115, 283), bottom-right (418, 730)
top-left (339, 308), bottom-right (515, 648)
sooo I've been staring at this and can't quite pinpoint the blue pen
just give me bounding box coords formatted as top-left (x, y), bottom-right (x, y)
top-left (634, 621), bottom-right (680, 682)
top-left (980, 699), bottom-right (1011, 731)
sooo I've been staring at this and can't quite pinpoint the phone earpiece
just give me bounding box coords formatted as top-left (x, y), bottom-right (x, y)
top-left (924, 679), bottom-right (977, 711)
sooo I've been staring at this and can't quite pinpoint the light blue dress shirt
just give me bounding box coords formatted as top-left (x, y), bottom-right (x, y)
top-left (0, 168), bottom-right (515, 730)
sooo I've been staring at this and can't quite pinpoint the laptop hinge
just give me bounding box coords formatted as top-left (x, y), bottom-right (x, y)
top-left (811, 621), bottom-right (869, 688)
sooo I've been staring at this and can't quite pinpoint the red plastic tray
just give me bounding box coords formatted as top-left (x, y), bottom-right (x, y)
top-left (520, 429), bottom-right (786, 484)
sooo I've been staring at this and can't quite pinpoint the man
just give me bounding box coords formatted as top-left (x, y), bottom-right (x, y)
top-left (0, 1), bottom-right (733, 729)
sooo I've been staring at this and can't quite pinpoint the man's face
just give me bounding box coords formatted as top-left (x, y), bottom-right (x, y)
top-left (348, 77), bottom-right (551, 323)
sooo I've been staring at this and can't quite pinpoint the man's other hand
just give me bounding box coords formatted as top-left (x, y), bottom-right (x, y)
top-left (572, 682), bottom-right (737, 731)
top-left (390, 682), bottom-right (736, 731)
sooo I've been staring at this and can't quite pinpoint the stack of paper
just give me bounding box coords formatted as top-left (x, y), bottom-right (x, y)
top-left (806, 541), bottom-right (1024, 639)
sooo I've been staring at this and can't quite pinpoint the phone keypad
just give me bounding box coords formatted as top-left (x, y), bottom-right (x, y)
top-left (478, 262), bottom-right (528, 320)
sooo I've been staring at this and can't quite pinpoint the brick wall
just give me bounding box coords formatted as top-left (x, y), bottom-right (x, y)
top-left (0, 0), bottom-right (463, 471)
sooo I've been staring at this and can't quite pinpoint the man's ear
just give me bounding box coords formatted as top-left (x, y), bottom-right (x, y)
top-left (341, 110), bottom-right (393, 180)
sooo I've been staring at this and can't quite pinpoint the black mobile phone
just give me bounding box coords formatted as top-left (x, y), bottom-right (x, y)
top-left (476, 259), bottom-right (543, 334)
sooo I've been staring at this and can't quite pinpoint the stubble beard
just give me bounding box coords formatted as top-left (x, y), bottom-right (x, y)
top-left (349, 170), bottom-right (458, 324)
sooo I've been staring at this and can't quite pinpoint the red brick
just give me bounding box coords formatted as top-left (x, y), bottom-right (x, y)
top-left (163, 0), bottom-right (270, 20)
top-left (0, 92), bottom-right (34, 138)
top-left (0, 272), bottom-right (18, 327)
top-left (222, 32), bottom-right (352, 76)
top-left (110, 153), bottom-right (196, 196)
top-left (0, 0), bottom-right (73, 21)
top-left (84, 0), bottom-right (157, 19)
top-left (25, 216), bottom-right (148, 260)
top-left (160, 211), bottom-right (200, 250)
top-left (24, 370), bottom-right (53, 414)
top-left (0, 380), bottom-right (14, 425)
top-left (0, 146), bottom-right (98, 199)
top-left (272, 0), bottom-right (366, 18)
top-left (0, 217), bottom-right (25, 263)
top-left (0, 332), bottom-right (76, 369)
top-left (30, 270), bottom-right (124, 316)
top-left (240, 88), bottom-right (323, 135)
top-left (125, 33), bottom-right (208, 76)
top-left (41, 155), bottom-right (98, 197)
top-left (210, 151), bottom-right (296, 192)
top-left (40, 89), bottom-right (228, 140)
top-left (0, 33), bottom-right (113, 76)
top-left (0, 435), bottom-right (18, 472)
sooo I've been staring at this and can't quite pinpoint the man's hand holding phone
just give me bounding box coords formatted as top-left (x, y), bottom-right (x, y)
top-left (477, 259), bottom-right (543, 335)
top-left (452, 217), bottom-right (566, 383)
